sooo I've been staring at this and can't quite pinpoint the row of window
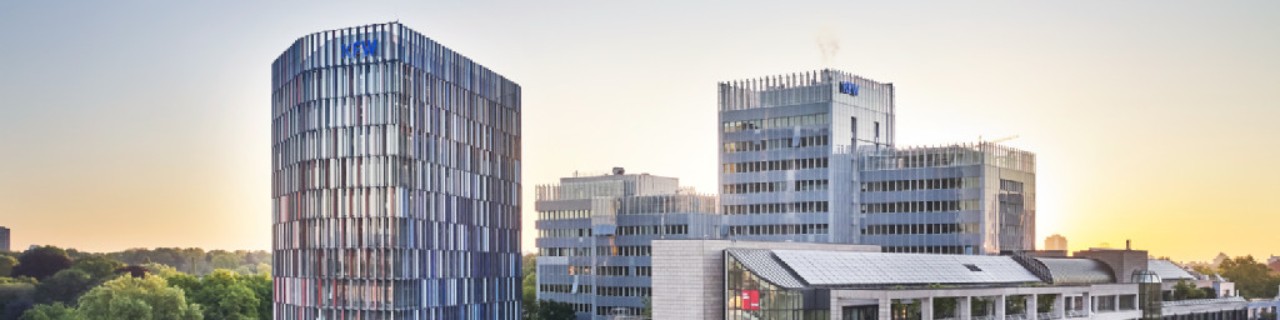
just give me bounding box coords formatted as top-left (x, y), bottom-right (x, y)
top-left (568, 265), bottom-right (591, 275)
top-left (722, 113), bottom-right (830, 133)
top-left (539, 247), bottom-right (591, 257)
top-left (597, 306), bottom-right (644, 317)
top-left (722, 135), bottom-right (830, 153)
top-left (795, 179), bottom-right (829, 192)
top-left (722, 181), bottom-right (785, 194)
top-left (617, 225), bottom-right (688, 236)
top-left (539, 246), bottom-right (655, 258)
top-left (596, 266), bottom-right (629, 276)
top-left (722, 180), bottom-right (829, 194)
top-left (597, 286), bottom-right (651, 297)
top-left (537, 209), bottom-right (589, 221)
top-left (727, 224), bottom-right (829, 236)
top-left (723, 157), bottom-right (829, 173)
top-left (861, 223), bottom-right (980, 235)
top-left (861, 200), bottom-right (981, 214)
top-left (540, 284), bottom-right (588, 294)
top-left (861, 177), bottom-right (979, 192)
top-left (538, 228), bottom-right (592, 238)
top-left (724, 201), bottom-right (829, 215)
top-left (881, 246), bottom-right (971, 254)
top-left (596, 246), bottom-right (651, 257)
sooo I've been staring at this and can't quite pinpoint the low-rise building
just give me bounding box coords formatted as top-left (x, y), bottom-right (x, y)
top-left (653, 239), bottom-right (1249, 320)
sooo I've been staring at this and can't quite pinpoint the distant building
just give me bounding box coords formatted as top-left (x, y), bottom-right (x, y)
top-left (535, 169), bottom-right (721, 319)
top-left (1268, 256), bottom-right (1280, 273)
top-left (0, 227), bottom-right (8, 252)
top-left (1046, 234), bottom-right (1068, 251)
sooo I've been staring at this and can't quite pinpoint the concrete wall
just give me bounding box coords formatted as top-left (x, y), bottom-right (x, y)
top-left (651, 240), bottom-right (878, 320)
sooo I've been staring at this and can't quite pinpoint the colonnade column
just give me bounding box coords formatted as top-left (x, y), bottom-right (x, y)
top-left (995, 295), bottom-right (1006, 320)
top-left (879, 297), bottom-right (891, 320)
top-left (1025, 295), bottom-right (1037, 320)
top-left (923, 297), bottom-right (935, 320)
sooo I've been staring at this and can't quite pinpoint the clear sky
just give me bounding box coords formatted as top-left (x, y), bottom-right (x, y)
top-left (0, 1), bottom-right (1276, 262)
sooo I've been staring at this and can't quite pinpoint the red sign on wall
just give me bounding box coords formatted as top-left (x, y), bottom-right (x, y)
top-left (741, 290), bottom-right (760, 311)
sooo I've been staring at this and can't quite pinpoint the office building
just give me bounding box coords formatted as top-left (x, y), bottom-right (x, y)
top-left (857, 142), bottom-right (1036, 255)
top-left (0, 227), bottom-right (8, 252)
top-left (653, 239), bottom-right (1250, 320)
top-left (718, 69), bottom-right (1036, 254)
top-left (719, 69), bottom-right (895, 244)
top-left (1047, 234), bottom-right (1069, 251)
top-left (534, 169), bottom-right (719, 319)
top-left (272, 22), bottom-right (522, 319)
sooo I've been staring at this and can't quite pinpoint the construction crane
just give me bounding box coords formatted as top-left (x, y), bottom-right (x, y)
top-left (979, 135), bottom-right (1019, 145)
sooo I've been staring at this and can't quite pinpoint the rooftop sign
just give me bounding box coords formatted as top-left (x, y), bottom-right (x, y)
top-left (342, 40), bottom-right (378, 59)
top-left (839, 81), bottom-right (859, 96)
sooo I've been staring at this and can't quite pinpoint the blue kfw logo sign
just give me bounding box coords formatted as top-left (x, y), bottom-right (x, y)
top-left (342, 40), bottom-right (378, 59)
top-left (839, 81), bottom-right (859, 96)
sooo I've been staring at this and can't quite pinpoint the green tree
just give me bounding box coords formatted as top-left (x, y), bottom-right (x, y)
top-left (240, 274), bottom-right (271, 320)
top-left (1172, 280), bottom-right (1207, 300)
top-left (18, 303), bottom-right (81, 320)
top-left (76, 276), bottom-right (203, 320)
top-left (12, 247), bottom-right (72, 281)
top-left (68, 257), bottom-right (122, 283)
top-left (33, 270), bottom-right (93, 305)
top-left (142, 264), bottom-right (179, 278)
top-left (521, 254), bottom-right (537, 319)
top-left (208, 252), bottom-right (240, 271)
top-left (161, 273), bottom-right (200, 297)
top-left (0, 280), bottom-right (36, 320)
top-left (0, 257), bottom-right (17, 278)
top-left (536, 300), bottom-right (576, 320)
top-left (189, 270), bottom-right (258, 320)
top-left (1219, 256), bottom-right (1280, 299)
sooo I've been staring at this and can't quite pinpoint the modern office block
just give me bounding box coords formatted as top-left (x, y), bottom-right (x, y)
top-left (717, 70), bottom-right (1036, 255)
top-left (0, 227), bottom-right (9, 252)
top-left (858, 142), bottom-right (1037, 255)
top-left (718, 69), bottom-right (895, 244)
top-left (534, 169), bottom-right (719, 319)
top-left (271, 22), bottom-right (522, 320)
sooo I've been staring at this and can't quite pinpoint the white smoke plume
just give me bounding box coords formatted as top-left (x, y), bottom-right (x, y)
top-left (816, 26), bottom-right (840, 66)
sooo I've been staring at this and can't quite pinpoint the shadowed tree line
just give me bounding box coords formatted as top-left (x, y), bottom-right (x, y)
top-left (0, 246), bottom-right (271, 320)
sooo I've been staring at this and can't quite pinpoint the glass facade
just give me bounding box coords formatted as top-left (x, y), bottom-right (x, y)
top-left (271, 22), bottom-right (522, 320)
top-left (725, 253), bottom-right (828, 320)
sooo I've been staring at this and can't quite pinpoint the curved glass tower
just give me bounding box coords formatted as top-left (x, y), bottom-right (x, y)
top-left (271, 22), bottom-right (522, 319)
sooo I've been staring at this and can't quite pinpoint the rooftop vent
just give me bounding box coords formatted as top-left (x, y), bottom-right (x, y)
top-left (963, 264), bottom-right (983, 272)
top-left (612, 167), bottom-right (625, 175)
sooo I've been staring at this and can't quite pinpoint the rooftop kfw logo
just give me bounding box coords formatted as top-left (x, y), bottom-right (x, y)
top-left (343, 40), bottom-right (378, 58)
top-left (839, 81), bottom-right (859, 96)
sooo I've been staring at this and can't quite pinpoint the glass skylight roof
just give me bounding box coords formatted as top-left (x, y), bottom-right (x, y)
top-left (772, 250), bottom-right (1042, 286)
top-left (1148, 259), bottom-right (1195, 280)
